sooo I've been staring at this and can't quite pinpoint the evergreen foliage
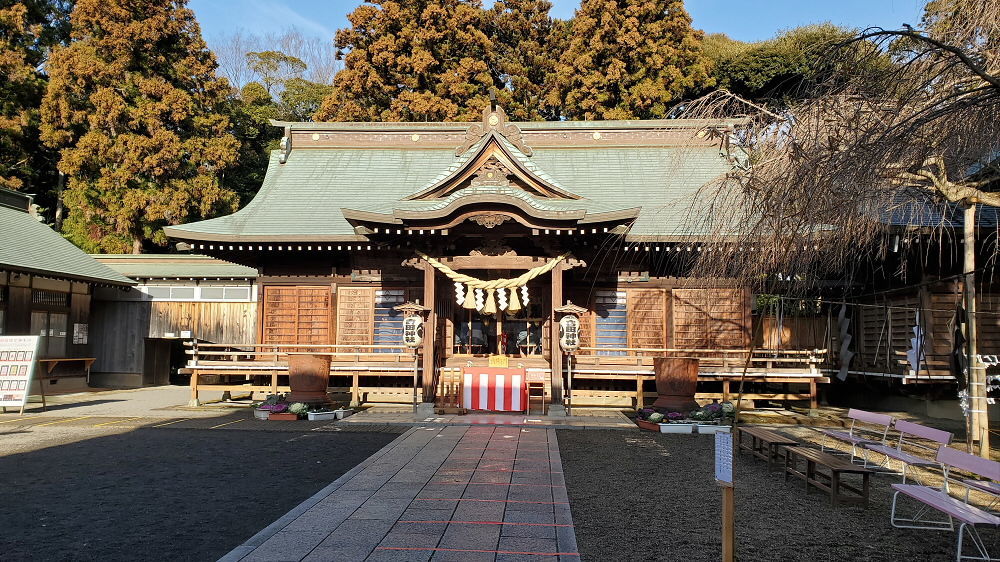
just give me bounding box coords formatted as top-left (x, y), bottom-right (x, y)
top-left (315, 0), bottom-right (496, 122)
top-left (40, 0), bottom-right (239, 253)
top-left (0, 0), bottom-right (71, 193)
top-left (706, 24), bottom-right (857, 105)
top-left (485, 0), bottom-right (562, 121)
top-left (552, 0), bottom-right (709, 120)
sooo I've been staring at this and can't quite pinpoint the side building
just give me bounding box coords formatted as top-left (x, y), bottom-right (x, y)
top-left (0, 188), bottom-right (133, 393)
top-left (89, 254), bottom-right (258, 388)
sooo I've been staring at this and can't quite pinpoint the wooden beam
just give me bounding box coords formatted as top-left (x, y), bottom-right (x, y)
top-left (422, 264), bottom-right (437, 403)
top-left (550, 262), bottom-right (565, 406)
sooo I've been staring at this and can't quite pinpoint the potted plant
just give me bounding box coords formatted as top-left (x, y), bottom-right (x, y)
top-left (333, 407), bottom-right (354, 420)
top-left (253, 394), bottom-right (284, 420)
top-left (634, 408), bottom-right (663, 431)
top-left (688, 401), bottom-right (735, 434)
top-left (307, 407), bottom-right (338, 421)
top-left (288, 402), bottom-right (309, 419)
top-left (255, 394), bottom-right (298, 420)
top-left (659, 411), bottom-right (696, 434)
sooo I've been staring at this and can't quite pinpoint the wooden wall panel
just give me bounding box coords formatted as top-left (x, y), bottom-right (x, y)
top-left (90, 301), bottom-right (149, 373)
top-left (627, 289), bottom-right (666, 349)
top-left (335, 287), bottom-right (373, 348)
top-left (262, 285), bottom-right (331, 345)
top-left (671, 288), bottom-right (749, 349)
top-left (149, 302), bottom-right (257, 343)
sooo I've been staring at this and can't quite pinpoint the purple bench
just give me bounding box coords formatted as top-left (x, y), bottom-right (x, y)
top-left (819, 408), bottom-right (894, 464)
top-left (864, 419), bottom-right (953, 483)
top-left (890, 447), bottom-right (1000, 561)
top-left (964, 479), bottom-right (1000, 515)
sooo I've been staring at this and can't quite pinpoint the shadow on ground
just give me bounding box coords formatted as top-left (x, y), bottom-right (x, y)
top-left (0, 426), bottom-right (403, 561)
top-left (558, 430), bottom-right (988, 562)
top-left (13, 399), bottom-right (128, 413)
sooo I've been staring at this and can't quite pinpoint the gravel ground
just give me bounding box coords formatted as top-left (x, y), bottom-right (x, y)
top-left (0, 426), bottom-right (402, 561)
top-left (558, 429), bottom-right (993, 562)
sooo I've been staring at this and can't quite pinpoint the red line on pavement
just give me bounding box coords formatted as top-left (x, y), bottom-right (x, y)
top-left (427, 481), bottom-right (565, 487)
top-left (375, 547), bottom-right (579, 556)
top-left (398, 520), bottom-right (573, 527)
top-left (413, 498), bottom-right (568, 505)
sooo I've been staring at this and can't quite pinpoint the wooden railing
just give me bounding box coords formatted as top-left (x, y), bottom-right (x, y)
top-left (569, 347), bottom-right (829, 409)
top-left (573, 347), bottom-right (826, 374)
top-left (182, 341), bottom-right (419, 407)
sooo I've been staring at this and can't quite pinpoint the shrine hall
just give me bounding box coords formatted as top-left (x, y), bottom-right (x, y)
top-left (166, 106), bottom-right (829, 413)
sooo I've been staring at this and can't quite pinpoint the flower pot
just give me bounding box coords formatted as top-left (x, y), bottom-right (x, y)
top-left (695, 424), bottom-right (731, 435)
top-left (652, 357), bottom-right (700, 412)
top-left (635, 419), bottom-right (661, 432)
top-left (268, 412), bottom-right (298, 421)
top-left (334, 409), bottom-right (354, 420)
top-left (286, 354), bottom-right (334, 407)
top-left (253, 408), bottom-right (270, 420)
top-left (659, 423), bottom-right (695, 434)
top-left (307, 411), bottom-right (338, 421)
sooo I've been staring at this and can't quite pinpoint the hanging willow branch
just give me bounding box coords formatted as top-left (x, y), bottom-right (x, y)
top-left (670, 0), bottom-right (1000, 293)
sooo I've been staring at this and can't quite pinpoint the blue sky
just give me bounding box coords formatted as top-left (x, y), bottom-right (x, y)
top-left (189, 1), bottom-right (927, 45)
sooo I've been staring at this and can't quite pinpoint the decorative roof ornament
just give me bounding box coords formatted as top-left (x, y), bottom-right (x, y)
top-left (456, 104), bottom-right (533, 157)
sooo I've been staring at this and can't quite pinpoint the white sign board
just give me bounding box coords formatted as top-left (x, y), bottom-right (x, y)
top-left (715, 430), bottom-right (734, 484)
top-left (0, 335), bottom-right (40, 408)
top-left (73, 323), bottom-right (88, 345)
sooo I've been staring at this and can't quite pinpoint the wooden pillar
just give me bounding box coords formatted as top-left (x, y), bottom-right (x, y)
top-left (422, 264), bottom-right (437, 403)
top-left (964, 204), bottom-right (990, 458)
top-left (550, 263), bottom-right (564, 405)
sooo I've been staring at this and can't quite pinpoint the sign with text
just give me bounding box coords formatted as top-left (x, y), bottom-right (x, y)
top-left (715, 430), bottom-right (734, 484)
top-left (0, 335), bottom-right (40, 408)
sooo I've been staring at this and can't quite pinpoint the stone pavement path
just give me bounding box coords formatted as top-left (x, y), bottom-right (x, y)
top-left (223, 426), bottom-right (579, 561)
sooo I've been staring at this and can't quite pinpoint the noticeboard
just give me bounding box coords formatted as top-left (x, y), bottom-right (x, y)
top-left (715, 430), bottom-right (734, 484)
top-left (0, 335), bottom-right (40, 409)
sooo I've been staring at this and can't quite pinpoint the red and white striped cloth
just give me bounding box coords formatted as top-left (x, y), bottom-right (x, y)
top-left (462, 368), bottom-right (526, 412)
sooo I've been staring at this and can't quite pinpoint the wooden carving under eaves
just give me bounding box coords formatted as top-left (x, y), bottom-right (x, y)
top-left (470, 239), bottom-right (517, 256)
top-left (456, 105), bottom-right (533, 157)
top-left (471, 159), bottom-right (513, 189)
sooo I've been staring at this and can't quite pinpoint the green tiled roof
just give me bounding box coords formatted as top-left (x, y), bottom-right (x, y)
top-left (0, 205), bottom-right (133, 286)
top-left (166, 127), bottom-right (729, 242)
top-left (91, 254), bottom-right (257, 279)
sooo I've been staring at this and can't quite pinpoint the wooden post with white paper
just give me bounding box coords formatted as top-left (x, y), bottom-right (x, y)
top-left (0, 335), bottom-right (41, 415)
top-left (715, 430), bottom-right (735, 562)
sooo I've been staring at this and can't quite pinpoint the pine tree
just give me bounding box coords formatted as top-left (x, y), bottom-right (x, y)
top-left (315, 0), bottom-right (494, 122)
top-left (40, 0), bottom-right (239, 254)
top-left (553, 0), bottom-right (709, 120)
top-left (0, 1), bottom-right (71, 192)
top-left (486, 0), bottom-right (563, 121)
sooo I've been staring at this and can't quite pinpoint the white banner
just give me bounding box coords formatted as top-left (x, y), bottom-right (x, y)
top-left (0, 335), bottom-right (40, 408)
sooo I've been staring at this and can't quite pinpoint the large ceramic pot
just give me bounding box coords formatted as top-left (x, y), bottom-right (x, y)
top-left (651, 357), bottom-right (700, 413)
top-left (286, 354), bottom-right (333, 406)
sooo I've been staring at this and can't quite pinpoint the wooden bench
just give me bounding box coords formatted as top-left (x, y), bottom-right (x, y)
top-left (818, 408), bottom-right (894, 464)
top-left (784, 446), bottom-right (873, 507)
top-left (735, 426), bottom-right (799, 472)
top-left (864, 419), bottom-right (953, 483)
top-left (890, 447), bottom-right (1000, 561)
top-left (19, 358), bottom-right (97, 413)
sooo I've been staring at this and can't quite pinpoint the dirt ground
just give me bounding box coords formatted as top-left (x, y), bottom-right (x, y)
top-left (0, 418), bottom-right (402, 561)
top-left (558, 429), bottom-right (996, 562)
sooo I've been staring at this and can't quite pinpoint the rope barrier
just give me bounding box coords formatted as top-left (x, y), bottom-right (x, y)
top-left (416, 251), bottom-right (569, 313)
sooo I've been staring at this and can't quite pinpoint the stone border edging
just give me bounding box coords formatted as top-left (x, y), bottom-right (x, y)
top-left (217, 427), bottom-right (419, 562)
